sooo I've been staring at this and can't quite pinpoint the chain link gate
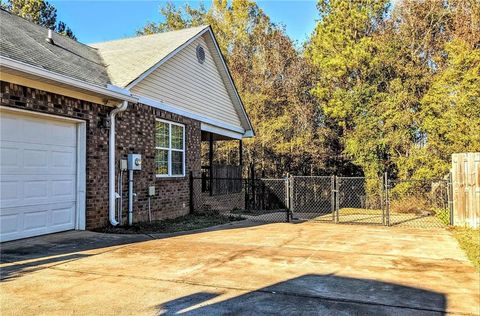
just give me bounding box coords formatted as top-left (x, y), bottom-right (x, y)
top-left (290, 176), bottom-right (335, 222)
top-left (335, 176), bottom-right (385, 225)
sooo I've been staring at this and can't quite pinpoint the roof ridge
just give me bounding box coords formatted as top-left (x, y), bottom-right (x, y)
top-left (90, 25), bottom-right (210, 46)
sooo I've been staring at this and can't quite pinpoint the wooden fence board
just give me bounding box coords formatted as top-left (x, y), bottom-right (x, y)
top-left (452, 153), bottom-right (480, 228)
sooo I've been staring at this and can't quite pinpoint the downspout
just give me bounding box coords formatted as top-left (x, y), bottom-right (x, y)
top-left (109, 101), bottom-right (129, 226)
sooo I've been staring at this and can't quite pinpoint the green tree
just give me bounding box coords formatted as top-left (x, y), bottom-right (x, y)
top-left (307, 0), bottom-right (479, 180)
top-left (2, 0), bottom-right (76, 40)
top-left (416, 39), bottom-right (480, 178)
top-left (306, 0), bottom-right (391, 178)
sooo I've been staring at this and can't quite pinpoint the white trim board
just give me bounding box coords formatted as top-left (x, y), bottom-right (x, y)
top-left (155, 118), bottom-right (186, 178)
top-left (135, 95), bottom-right (247, 137)
top-left (201, 123), bottom-right (243, 140)
top-left (0, 56), bottom-right (137, 103)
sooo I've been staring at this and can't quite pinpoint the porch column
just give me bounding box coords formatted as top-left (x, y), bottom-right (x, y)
top-left (239, 139), bottom-right (243, 167)
top-left (209, 133), bottom-right (214, 196)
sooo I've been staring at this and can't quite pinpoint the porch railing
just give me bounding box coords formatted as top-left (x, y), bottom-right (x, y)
top-left (201, 165), bottom-right (243, 195)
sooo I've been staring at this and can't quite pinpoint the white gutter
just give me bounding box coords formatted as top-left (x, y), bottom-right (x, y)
top-left (109, 101), bottom-right (129, 226)
top-left (0, 56), bottom-right (137, 103)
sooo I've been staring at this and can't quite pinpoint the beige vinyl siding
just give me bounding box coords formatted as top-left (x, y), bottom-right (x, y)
top-left (132, 35), bottom-right (242, 128)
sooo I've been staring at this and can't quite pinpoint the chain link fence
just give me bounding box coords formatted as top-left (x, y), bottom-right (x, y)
top-left (191, 177), bottom-right (289, 223)
top-left (190, 173), bottom-right (453, 229)
top-left (386, 179), bottom-right (451, 228)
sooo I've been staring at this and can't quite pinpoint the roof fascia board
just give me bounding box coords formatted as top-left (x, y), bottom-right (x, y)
top-left (135, 95), bottom-right (248, 136)
top-left (125, 27), bottom-right (210, 89)
top-left (201, 123), bottom-right (243, 140)
top-left (0, 56), bottom-right (137, 103)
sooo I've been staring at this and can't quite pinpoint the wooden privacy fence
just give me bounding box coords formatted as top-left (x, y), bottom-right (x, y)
top-left (451, 153), bottom-right (480, 228)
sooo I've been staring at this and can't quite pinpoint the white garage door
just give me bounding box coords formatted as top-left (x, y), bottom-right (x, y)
top-left (1, 110), bottom-right (78, 242)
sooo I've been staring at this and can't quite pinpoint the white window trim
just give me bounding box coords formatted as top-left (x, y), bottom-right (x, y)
top-left (155, 118), bottom-right (186, 178)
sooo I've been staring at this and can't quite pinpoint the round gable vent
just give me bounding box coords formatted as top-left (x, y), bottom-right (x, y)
top-left (196, 45), bottom-right (205, 64)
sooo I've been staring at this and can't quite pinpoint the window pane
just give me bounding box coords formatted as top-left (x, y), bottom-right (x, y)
top-left (155, 149), bottom-right (169, 175)
top-left (155, 122), bottom-right (169, 148)
top-left (171, 125), bottom-right (184, 150)
top-left (171, 151), bottom-right (184, 175)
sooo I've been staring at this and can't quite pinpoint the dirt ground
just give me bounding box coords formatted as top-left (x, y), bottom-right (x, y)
top-left (1, 221), bottom-right (478, 315)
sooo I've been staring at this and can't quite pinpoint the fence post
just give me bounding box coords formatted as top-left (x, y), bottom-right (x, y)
top-left (189, 171), bottom-right (194, 213)
top-left (250, 163), bottom-right (256, 210)
top-left (448, 172), bottom-right (454, 226)
top-left (384, 172), bottom-right (390, 226)
top-left (331, 175), bottom-right (336, 222)
top-left (335, 176), bottom-right (340, 223)
top-left (285, 173), bottom-right (290, 223)
top-left (289, 175), bottom-right (295, 219)
top-left (245, 174), bottom-right (250, 211)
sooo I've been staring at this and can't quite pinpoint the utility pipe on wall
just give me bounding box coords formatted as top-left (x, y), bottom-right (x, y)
top-left (109, 101), bottom-right (128, 226)
top-left (128, 169), bottom-right (134, 226)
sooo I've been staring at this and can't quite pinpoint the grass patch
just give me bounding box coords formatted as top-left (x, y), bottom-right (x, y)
top-left (95, 210), bottom-right (245, 235)
top-left (449, 226), bottom-right (480, 270)
top-left (338, 208), bottom-right (383, 215)
top-left (435, 208), bottom-right (450, 226)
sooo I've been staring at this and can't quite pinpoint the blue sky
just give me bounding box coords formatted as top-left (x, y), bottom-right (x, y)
top-left (50, 1), bottom-right (319, 44)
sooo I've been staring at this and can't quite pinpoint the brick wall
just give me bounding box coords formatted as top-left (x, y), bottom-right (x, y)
top-left (0, 81), bottom-right (201, 229)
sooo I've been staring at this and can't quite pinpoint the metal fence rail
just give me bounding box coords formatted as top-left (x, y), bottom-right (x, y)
top-left (189, 172), bottom-right (453, 228)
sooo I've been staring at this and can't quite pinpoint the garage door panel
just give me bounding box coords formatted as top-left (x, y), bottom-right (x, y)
top-left (51, 205), bottom-right (75, 226)
top-left (24, 208), bottom-right (49, 230)
top-left (0, 145), bottom-right (76, 175)
top-left (0, 111), bottom-right (79, 242)
top-left (51, 149), bottom-right (76, 170)
top-left (0, 213), bottom-right (19, 234)
top-left (0, 179), bottom-right (20, 202)
top-left (0, 114), bottom-right (21, 142)
top-left (0, 146), bottom-right (20, 167)
top-left (23, 148), bottom-right (48, 168)
top-left (1, 177), bottom-right (75, 208)
top-left (51, 179), bottom-right (75, 198)
top-left (0, 202), bottom-right (76, 242)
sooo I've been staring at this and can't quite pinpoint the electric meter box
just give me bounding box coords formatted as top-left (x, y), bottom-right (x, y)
top-left (148, 186), bottom-right (156, 196)
top-left (127, 154), bottom-right (142, 170)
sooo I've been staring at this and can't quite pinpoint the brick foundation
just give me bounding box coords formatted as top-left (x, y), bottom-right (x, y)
top-left (0, 81), bottom-right (201, 229)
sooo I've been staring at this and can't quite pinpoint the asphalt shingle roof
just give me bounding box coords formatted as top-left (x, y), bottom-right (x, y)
top-left (1, 9), bottom-right (209, 89)
top-left (0, 9), bottom-right (110, 86)
top-left (90, 26), bottom-right (209, 87)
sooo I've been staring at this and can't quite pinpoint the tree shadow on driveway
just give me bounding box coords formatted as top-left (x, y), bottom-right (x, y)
top-left (157, 274), bottom-right (446, 315)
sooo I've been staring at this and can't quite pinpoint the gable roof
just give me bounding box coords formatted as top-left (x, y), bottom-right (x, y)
top-left (90, 26), bottom-right (209, 88)
top-left (91, 26), bottom-right (253, 135)
top-left (0, 9), bottom-right (110, 86)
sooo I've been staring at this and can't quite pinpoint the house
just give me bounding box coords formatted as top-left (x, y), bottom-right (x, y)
top-left (0, 9), bottom-right (254, 242)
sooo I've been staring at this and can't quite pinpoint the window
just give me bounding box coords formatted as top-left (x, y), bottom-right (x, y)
top-left (155, 119), bottom-right (185, 177)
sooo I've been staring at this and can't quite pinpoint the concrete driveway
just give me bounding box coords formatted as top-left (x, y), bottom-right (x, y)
top-left (1, 222), bottom-right (478, 315)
